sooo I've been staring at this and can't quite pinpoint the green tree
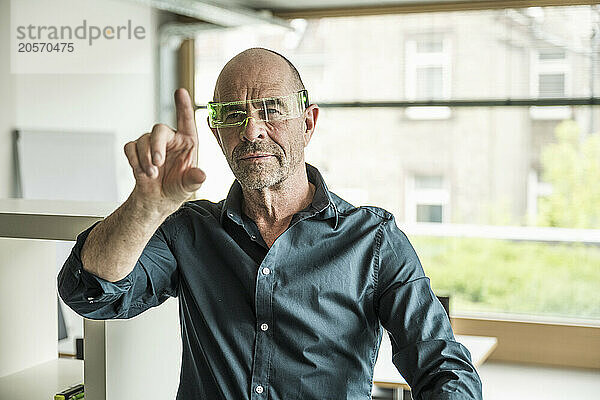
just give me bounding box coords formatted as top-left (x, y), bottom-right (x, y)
top-left (537, 120), bottom-right (600, 229)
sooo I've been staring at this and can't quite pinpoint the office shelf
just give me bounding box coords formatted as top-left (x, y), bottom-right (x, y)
top-left (0, 198), bottom-right (181, 399)
top-left (0, 198), bottom-right (119, 240)
top-left (0, 199), bottom-right (115, 397)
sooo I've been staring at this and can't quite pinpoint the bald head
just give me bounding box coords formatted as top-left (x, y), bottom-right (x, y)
top-left (213, 48), bottom-right (305, 102)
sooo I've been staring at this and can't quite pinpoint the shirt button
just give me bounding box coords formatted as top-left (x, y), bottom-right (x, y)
top-left (262, 267), bottom-right (271, 275)
top-left (251, 235), bottom-right (257, 240)
top-left (260, 323), bottom-right (269, 331)
top-left (255, 385), bottom-right (264, 394)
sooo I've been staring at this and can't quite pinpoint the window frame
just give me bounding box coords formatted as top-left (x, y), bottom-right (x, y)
top-left (405, 173), bottom-right (451, 223)
top-left (531, 47), bottom-right (571, 97)
top-left (529, 47), bottom-right (573, 119)
top-left (405, 34), bottom-right (453, 120)
top-left (405, 35), bottom-right (452, 101)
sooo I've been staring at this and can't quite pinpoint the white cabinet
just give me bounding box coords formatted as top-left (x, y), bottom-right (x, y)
top-left (0, 199), bottom-right (181, 400)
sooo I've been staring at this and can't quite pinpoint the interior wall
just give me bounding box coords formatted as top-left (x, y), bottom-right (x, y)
top-left (0, 1), bottom-right (183, 393)
top-left (0, 0), bottom-right (15, 198)
top-left (0, 0), bottom-right (164, 354)
top-left (0, 0), bottom-right (166, 202)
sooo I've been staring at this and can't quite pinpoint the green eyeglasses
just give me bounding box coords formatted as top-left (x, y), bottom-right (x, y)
top-left (207, 90), bottom-right (309, 128)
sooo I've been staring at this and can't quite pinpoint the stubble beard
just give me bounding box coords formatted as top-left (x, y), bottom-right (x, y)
top-left (227, 133), bottom-right (305, 190)
top-left (232, 155), bottom-right (289, 190)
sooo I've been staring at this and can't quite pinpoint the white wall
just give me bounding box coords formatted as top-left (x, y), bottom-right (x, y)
top-left (0, 0), bottom-right (15, 198)
top-left (3, 1), bottom-right (160, 202)
top-left (0, 1), bottom-right (183, 397)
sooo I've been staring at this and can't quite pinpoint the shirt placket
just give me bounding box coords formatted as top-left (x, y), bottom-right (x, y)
top-left (228, 206), bottom-right (322, 399)
top-left (250, 248), bottom-right (276, 399)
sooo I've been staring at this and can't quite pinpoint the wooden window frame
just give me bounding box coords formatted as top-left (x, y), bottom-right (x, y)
top-left (272, 1), bottom-right (600, 19)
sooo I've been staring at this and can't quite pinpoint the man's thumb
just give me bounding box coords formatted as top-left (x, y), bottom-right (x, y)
top-left (182, 167), bottom-right (206, 192)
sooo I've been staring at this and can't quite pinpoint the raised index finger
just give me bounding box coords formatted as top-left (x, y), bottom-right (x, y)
top-left (174, 88), bottom-right (197, 136)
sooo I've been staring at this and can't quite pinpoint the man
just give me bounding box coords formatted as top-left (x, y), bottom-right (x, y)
top-left (58, 48), bottom-right (482, 399)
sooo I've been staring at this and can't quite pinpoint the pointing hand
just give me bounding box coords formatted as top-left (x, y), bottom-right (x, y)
top-left (124, 88), bottom-right (206, 213)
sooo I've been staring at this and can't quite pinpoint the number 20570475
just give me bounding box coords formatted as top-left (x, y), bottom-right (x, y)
top-left (17, 42), bottom-right (74, 52)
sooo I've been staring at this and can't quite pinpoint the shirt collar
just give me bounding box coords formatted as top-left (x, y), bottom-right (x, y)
top-left (219, 162), bottom-right (339, 228)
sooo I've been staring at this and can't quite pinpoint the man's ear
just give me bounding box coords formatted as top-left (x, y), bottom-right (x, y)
top-left (303, 104), bottom-right (319, 147)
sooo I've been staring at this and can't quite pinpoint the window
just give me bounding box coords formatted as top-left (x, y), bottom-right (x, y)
top-left (530, 46), bottom-right (572, 119)
top-left (535, 48), bottom-right (568, 98)
top-left (405, 35), bottom-right (451, 99)
top-left (417, 204), bottom-right (443, 223)
top-left (192, 6), bottom-right (600, 323)
top-left (405, 174), bottom-right (450, 223)
top-left (405, 34), bottom-right (452, 119)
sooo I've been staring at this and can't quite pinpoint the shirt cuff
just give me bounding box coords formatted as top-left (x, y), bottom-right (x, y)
top-left (58, 220), bottom-right (133, 304)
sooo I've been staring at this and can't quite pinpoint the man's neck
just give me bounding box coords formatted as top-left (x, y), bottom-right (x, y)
top-left (241, 165), bottom-right (316, 228)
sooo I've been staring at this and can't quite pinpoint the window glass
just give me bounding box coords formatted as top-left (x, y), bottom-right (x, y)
top-left (417, 204), bottom-right (443, 223)
top-left (417, 38), bottom-right (444, 53)
top-left (194, 6), bottom-right (600, 322)
top-left (415, 175), bottom-right (444, 189)
top-left (539, 48), bottom-right (566, 60)
top-left (416, 66), bottom-right (444, 98)
top-left (539, 73), bottom-right (565, 97)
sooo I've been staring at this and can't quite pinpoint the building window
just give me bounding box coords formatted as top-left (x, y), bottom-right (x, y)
top-left (538, 73), bottom-right (565, 97)
top-left (416, 66), bottom-right (444, 98)
top-left (417, 204), bottom-right (443, 223)
top-left (530, 46), bottom-right (571, 120)
top-left (405, 34), bottom-right (452, 119)
top-left (406, 35), bottom-right (451, 99)
top-left (405, 174), bottom-right (450, 223)
top-left (535, 48), bottom-right (568, 98)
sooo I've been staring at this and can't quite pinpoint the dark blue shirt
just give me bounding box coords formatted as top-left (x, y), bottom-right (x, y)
top-left (58, 163), bottom-right (482, 399)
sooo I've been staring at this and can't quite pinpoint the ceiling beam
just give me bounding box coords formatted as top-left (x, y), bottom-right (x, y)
top-left (126, 0), bottom-right (292, 29)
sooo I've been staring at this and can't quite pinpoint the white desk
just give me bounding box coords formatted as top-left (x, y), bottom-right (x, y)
top-left (373, 334), bottom-right (498, 398)
top-left (0, 359), bottom-right (83, 399)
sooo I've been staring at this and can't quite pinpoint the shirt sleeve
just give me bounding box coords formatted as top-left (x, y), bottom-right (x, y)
top-left (57, 217), bottom-right (179, 320)
top-left (374, 215), bottom-right (483, 399)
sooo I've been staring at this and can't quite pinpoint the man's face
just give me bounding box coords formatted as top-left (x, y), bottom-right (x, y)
top-left (211, 66), bottom-right (308, 190)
